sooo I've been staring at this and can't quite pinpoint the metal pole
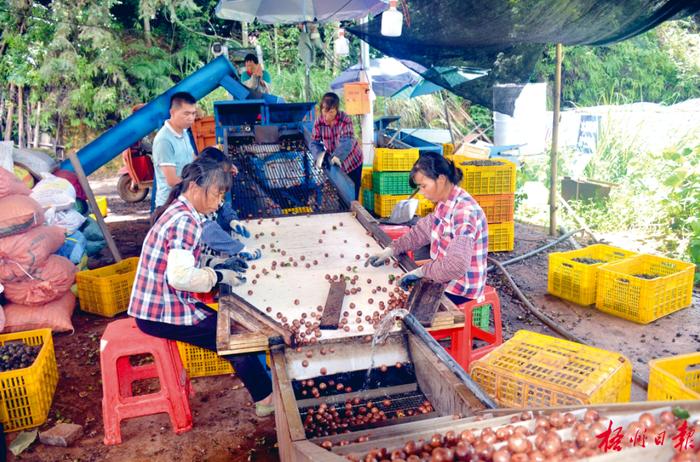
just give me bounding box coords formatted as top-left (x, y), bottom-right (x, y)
top-left (358, 16), bottom-right (375, 166)
top-left (401, 313), bottom-right (498, 409)
top-left (549, 43), bottom-right (563, 236)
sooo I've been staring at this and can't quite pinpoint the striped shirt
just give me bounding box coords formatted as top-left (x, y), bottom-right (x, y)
top-left (128, 196), bottom-right (209, 325)
top-left (310, 111), bottom-right (363, 173)
top-left (392, 185), bottom-right (488, 300)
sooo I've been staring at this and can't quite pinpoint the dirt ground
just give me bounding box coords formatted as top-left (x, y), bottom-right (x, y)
top-left (6, 177), bottom-right (699, 460)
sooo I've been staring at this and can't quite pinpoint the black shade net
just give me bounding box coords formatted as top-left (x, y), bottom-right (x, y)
top-left (348, 0), bottom-right (700, 115)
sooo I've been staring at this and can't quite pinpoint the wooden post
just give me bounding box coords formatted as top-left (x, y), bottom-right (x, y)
top-left (33, 101), bottom-right (41, 148)
top-left (273, 26), bottom-right (280, 74)
top-left (67, 151), bottom-right (122, 263)
top-left (549, 43), bottom-right (563, 236)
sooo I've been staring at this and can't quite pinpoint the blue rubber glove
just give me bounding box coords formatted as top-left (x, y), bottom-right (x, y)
top-left (239, 248), bottom-right (262, 261)
top-left (214, 256), bottom-right (249, 273)
top-left (399, 267), bottom-right (425, 291)
top-left (229, 219), bottom-right (251, 238)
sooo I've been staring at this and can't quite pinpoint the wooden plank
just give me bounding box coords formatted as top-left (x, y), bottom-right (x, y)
top-left (216, 305), bottom-right (232, 353)
top-left (270, 348), bottom-right (307, 442)
top-left (312, 415), bottom-right (458, 446)
top-left (408, 334), bottom-right (483, 416)
top-left (271, 345), bottom-right (295, 462)
top-left (406, 279), bottom-right (446, 326)
top-left (319, 280), bottom-right (346, 329)
top-left (220, 286), bottom-right (293, 344)
top-left (67, 151), bottom-right (122, 262)
top-left (476, 399), bottom-right (700, 417)
top-left (332, 414), bottom-right (521, 456)
top-left (351, 202), bottom-right (415, 271)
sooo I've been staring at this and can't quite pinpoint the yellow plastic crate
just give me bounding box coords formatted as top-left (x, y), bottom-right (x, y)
top-left (469, 330), bottom-right (632, 408)
top-left (648, 353), bottom-right (700, 401)
top-left (548, 244), bottom-right (637, 306)
top-left (373, 193), bottom-right (430, 218)
top-left (442, 143), bottom-right (455, 157)
top-left (488, 222), bottom-right (514, 252)
top-left (177, 342), bottom-right (234, 378)
top-left (595, 254), bottom-right (695, 324)
top-left (452, 155), bottom-right (516, 195)
top-left (76, 257), bottom-right (139, 317)
top-left (0, 329), bottom-right (59, 432)
top-left (373, 148), bottom-right (419, 172)
top-left (361, 166), bottom-right (373, 190)
top-left (417, 195), bottom-right (434, 217)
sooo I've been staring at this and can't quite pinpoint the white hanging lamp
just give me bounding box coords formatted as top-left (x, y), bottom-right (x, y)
top-left (334, 28), bottom-right (350, 56)
top-left (381, 0), bottom-right (403, 37)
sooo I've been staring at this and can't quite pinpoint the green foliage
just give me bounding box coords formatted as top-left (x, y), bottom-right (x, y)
top-left (534, 24), bottom-right (700, 107)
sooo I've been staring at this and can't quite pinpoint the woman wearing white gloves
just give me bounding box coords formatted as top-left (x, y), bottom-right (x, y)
top-left (128, 159), bottom-right (274, 416)
top-left (366, 152), bottom-right (489, 305)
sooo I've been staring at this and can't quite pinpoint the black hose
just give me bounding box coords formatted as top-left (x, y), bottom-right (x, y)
top-left (402, 313), bottom-right (498, 409)
top-left (487, 257), bottom-right (649, 390)
top-left (487, 228), bottom-right (583, 273)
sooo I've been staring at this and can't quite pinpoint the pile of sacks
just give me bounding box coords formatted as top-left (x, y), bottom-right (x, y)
top-left (0, 168), bottom-right (76, 333)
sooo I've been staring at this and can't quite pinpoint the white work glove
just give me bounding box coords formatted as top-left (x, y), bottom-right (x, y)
top-left (315, 152), bottom-right (326, 170)
top-left (215, 269), bottom-right (247, 288)
top-left (398, 267), bottom-right (425, 291)
top-left (239, 247), bottom-right (262, 261)
top-left (330, 156), bottom-right (342, 167)
top-left (229, 219), bottom-right (250, 238)
top-left (365, 247), bottom-right (394, 267)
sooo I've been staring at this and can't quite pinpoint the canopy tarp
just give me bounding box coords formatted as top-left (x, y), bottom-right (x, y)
top-left (216, 0), bottom-right (387, 24)
top-left (348, 0), bottom-right (700, 114)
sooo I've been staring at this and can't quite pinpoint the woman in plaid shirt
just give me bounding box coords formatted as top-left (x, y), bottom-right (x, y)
top-left (128, 159), bottom-right (274, 416)
top-left (367, 152), bottom-right (489, 304)
top-left (309, 92), bottom-right (364, 199)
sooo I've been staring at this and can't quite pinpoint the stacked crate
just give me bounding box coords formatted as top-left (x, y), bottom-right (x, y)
top-left (371, 148), bottom-right (435, 218)
top-left (359, 166), bottom-right (373, 211)
top-left (448, 155), bottom-right (517, 252)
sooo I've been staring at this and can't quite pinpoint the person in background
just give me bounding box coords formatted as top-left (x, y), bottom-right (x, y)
top-left (196, 147), bottom-right (261, 261)
top-left (240, 53), bottom-right (272, 95)
top-left (129, 160), bottom-right (275, 417)
top-left (152, 92), bottom-right (197, 208)
top-left (309, 92), bottom-right (363, 200)
top-left (366, 152), bottom-right (489, 305)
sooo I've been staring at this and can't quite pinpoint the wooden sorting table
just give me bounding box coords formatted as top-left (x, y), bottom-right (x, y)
top-left (216, 202), bottom-right (465, 357)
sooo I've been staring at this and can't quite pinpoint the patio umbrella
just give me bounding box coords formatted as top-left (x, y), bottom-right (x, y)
top-left (330, 57), bottom-right (422, 97)
top-left (215, 0), bottom-right (388, 23)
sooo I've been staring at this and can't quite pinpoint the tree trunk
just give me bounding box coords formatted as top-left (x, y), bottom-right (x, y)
top-left (273, 26), bottom-right (280, 74)
top-left (33, 100), bottom-right (41, 148)
top-left (241, 21), bottom-right (248, 47)
top-left (25, 91), bottom-right (33, 148)
top-left (17, 85), bottom-right (24, 148)
top-left (4, 83), bottom-right (14, 142)
top-left (144, 16), bottom-right (152, 48)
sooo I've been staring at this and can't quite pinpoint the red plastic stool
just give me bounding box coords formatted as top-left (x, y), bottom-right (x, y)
top-left (430, 285), bottom-right (503, 370)
top-left (100, 318), bottom-right (193, 445)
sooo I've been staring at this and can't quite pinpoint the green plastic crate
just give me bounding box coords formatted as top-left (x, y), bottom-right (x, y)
top-left (472, 304), bottom-right (491, 330)
top-left (362, 189), bottom-right (374, 212)
top-left (372, 172), bottom-right (413, 195)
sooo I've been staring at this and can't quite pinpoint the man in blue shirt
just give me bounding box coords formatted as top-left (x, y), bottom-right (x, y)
top-left (152, 92), bottom-right (197, 207)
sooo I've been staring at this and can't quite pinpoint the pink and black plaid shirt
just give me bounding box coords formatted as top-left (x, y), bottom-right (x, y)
top-left (310, 111), bottom-right (363, 173)
top-left (393, 186), bottom-right (488, 300)
top-left (128, 196), bottom-right (209, 325)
